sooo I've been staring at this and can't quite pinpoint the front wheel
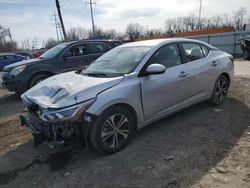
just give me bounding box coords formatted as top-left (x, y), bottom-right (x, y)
top-left (29, 74), bottom-right (50, 88)
top-left (90, 106), bottom-right (135, 154)
top-left (210, 75), bottom-right (229, 105)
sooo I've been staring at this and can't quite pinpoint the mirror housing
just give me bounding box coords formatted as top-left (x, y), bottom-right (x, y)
top-left (145, 64), bottom-right (166, 75)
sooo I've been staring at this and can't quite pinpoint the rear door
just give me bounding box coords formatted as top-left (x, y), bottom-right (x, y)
top-left (180, 43), bottom-right (218, 102)
top-left (61, 43), bottom-right (91, 72)
top-left (139, 43), bottom-right (190, 120)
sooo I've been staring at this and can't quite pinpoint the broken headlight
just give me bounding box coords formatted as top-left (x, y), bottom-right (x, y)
top-left (41, 99), bottom-right (95, 122)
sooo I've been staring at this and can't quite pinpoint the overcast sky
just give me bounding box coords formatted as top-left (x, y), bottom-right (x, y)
top-left (0, 0), bottom-right (249, 48)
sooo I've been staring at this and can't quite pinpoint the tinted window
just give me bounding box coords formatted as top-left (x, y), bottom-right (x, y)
top-left (65, 44), bottom-right (89, 57)
top-left (201, 45), bottom-right (209, 57)
top-left (90, 43), bottom-right (111, 54)
top-left (0, 56), bottom-right (5, 60)
top-left (6, 55), bottom-right (17, 59)
top-left (40, 43), bottom-right (68, 59)
top-left (149, 44), bottom-right (182, 68)
top-left (182, 43), bottom-right (204, 62)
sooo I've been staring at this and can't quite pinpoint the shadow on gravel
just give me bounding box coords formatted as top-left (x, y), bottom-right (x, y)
top-left (0, 97), bottom-right (249, 187)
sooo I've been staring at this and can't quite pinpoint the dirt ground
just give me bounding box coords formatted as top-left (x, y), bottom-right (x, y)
top-left (0, 61), bottom-right (250, 188)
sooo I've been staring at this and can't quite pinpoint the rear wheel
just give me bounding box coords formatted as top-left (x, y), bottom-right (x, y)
top-left (90, 106), bottom-right (135, 154)
top-left (29, 74), bottom-right (50, 88)
top-left (243, 51), bottom-right (250, 60)
top-left (210, 75), bottom-right (229, 105)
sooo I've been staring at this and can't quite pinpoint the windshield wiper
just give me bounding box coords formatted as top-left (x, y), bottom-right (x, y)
top-left (83, 73), bottom-right (107, 77)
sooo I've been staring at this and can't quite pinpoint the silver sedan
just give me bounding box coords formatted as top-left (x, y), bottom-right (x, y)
top-left (21, 38), bottom-right (234, 154)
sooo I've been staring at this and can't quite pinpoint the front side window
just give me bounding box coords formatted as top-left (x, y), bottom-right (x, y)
top-left (65, 44), bottom-right (89, 57)
top-left (201, 45), bottom-right (209, 57)
top-left (149, 44), bottom-right (182, 68)
top-left (182, 43), bottom-right (204, 62)
top-left (83, 46), bottom-right (151, 76)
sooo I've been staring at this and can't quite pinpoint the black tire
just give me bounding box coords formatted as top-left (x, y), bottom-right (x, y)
top-left (29, 74), bottom-right (50, 88)
top-left (210, 75), bottom-right (229, 105)
top-left (243, 51), bottom-right (250, 60)
top-left (90, 106), bottom-right (135, 154)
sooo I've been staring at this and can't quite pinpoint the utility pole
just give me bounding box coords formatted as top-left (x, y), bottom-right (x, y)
top-left (58, 23), bottom-right (63, 41)
top-left (198, 0), bottom-right (202, 30)
top-left (51, 11), bottom-right (60, 42)
top-left (55, 0), bottom-right (67, 41)
top-left (86, 0), bottom-right (96, 37)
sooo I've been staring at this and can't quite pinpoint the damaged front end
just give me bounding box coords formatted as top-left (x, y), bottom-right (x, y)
top-left (20, 97), bottom-right (95, 148)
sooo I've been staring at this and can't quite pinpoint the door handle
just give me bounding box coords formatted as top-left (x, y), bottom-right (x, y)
top-left (211, 61), bottom-right (217, 66)
top-left (179, 71), bottom-right (188, 78)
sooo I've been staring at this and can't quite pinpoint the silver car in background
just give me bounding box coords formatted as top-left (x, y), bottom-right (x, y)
top-left (21, 38), bottom-right (234, 154)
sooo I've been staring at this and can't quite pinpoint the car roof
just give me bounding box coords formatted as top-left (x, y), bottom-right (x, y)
top-left (64, 39), bottom-right (121, 44)
top-left (120, 38), bottom-right (215, 49)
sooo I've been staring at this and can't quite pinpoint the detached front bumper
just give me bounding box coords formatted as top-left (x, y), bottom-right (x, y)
top-left (20, 113), bottom-right (91, 148)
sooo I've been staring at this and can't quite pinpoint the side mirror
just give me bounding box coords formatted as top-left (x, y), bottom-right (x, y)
top-left (146, 64), bottom-right (166, 75)
top-left (62, 51), bottom-right (71, 60)
top-left (75, 69), bottom-right (83, 74)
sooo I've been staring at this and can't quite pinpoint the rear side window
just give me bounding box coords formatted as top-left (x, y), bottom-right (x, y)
top-left (0, 56), bottom-right (5, 60)
top-left (182, 43), bottom-right (204, 62)
top-left (90, 43), bottom-right (111, 54)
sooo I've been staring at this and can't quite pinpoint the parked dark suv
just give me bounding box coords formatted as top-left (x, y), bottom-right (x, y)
top-left (0, 40), bottom-right (122, 94)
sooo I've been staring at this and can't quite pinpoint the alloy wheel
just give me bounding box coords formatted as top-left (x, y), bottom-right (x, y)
top-left (215, 78), bottom-right (228, 102)
top-left (101, 114), bottom-right (130, 148)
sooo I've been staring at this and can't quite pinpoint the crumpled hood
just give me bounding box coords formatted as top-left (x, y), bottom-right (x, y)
top-left (3, 58), bottom-right (42, 71)
top-left (22, 72), bottom-right (123, 108)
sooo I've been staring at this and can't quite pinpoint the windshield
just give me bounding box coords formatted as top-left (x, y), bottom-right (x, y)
top-left (83, 46), bottom-right (151, 76)
top-left (39, 43), bottom-right (68, 59)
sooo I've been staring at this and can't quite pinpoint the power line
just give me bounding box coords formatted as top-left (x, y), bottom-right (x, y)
top-left (51, 11), bottom-right (60, 42)
top-left (86, 0), bottom-right (96, 37)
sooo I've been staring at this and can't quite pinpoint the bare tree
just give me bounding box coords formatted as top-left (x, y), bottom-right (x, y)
top-left (233, 7), bottom-right (247, 31)
top-left (125, 23), bottom-right (145, 40)
top-left (44, 38), bottom-right (58, 49)
top-left (0, 25), bottom-right (17, 52)
top-left (67, 27), bottom-right (87, 41)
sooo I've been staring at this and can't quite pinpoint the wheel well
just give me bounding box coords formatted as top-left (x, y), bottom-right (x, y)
top-left (110, 103), bottom-right (138, 131)
top-left (221, 73), bottom-right (230, 86)
top-left (29, 71), bottom-right (54, 88)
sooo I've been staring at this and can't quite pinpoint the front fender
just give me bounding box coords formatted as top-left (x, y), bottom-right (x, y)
top-left (86, 76), bottom-right (144, 128)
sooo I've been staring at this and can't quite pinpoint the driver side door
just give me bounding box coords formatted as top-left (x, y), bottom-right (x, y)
top-left (139, 43), bottom-right (190, 121)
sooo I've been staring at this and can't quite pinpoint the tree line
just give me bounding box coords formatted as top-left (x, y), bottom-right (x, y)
top-left (45, 7), bottom-right (249, 45)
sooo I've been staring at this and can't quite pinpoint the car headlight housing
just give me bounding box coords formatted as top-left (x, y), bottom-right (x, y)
top-left (10, 65), bottom-right (26, 76)
top-left (41, 99), bottom-right (95, 122)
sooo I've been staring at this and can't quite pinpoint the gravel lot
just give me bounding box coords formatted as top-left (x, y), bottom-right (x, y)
top-left (0, 60), bottom-right (249, 188)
